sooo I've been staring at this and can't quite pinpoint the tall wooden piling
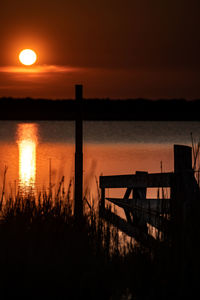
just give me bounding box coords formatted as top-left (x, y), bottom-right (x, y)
top-left (74, 85), bottom-right (83, 219)
top-left (172, 145), bottom-right (194, 292)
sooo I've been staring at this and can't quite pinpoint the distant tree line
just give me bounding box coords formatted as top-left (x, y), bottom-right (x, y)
top-left (0, 97), bottom-right (200, 120)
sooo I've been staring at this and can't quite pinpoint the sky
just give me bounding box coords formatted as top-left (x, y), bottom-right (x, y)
top-left (0, 0), bottom-right (200, 99)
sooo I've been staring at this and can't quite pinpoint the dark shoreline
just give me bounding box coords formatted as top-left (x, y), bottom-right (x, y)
top-left (0, 98), bottom-right (200, 121)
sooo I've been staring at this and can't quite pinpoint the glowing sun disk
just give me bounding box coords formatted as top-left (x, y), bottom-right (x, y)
top-left (19, 49), bottom-right (37, 66)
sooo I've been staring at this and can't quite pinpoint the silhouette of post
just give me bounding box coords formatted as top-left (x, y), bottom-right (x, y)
top-left (74, 84), bottom-right (83, 219)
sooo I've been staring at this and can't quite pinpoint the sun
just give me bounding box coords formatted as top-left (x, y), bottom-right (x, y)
top-left (19, 49), bottom-right (37, 66)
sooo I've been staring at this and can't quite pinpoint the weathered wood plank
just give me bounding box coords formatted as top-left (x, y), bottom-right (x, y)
top-left (100, 172), bottom-right (173, 188)
top-left (101, 208), bottom-right (160, 248)
top-left (140, 210), bottom-right (171, 232)
top-left (106, 197), bottom-right (170, 214)
top-left (105, 198), bottom-right (170, 232)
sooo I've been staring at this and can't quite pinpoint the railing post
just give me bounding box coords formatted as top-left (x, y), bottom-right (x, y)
top-left (172, 145), bottom-right (193, 294)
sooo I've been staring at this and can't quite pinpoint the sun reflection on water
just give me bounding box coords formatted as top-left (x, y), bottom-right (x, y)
top-left (17, 123), bottom-right (38, 195)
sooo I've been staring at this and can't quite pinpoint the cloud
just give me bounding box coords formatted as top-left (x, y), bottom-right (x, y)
top-left (0, 65), bottom-right (80, 74)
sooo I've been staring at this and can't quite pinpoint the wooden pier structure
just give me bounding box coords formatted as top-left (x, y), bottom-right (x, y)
top-left (99, 145), bottom-right (200, 251)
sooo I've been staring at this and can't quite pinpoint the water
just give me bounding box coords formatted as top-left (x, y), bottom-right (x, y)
top-left (0, 121), bottom-right (199, 200)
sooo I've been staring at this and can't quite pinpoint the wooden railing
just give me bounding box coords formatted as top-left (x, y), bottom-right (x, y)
top-left (99, 145), bottom-right (199, 248)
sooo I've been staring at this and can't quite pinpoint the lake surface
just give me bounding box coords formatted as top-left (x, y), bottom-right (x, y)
top-left (0, 121), bottom-right (199, 202)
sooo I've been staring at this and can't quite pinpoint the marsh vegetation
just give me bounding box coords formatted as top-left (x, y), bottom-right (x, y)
top-left (0, 183), bottom-right (194, 300)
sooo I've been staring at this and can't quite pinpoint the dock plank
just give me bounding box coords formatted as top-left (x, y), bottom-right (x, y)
top-left (100, 172), bottom-right (173, 188)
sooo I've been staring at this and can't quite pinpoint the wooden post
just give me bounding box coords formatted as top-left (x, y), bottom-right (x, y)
top-left (172, 145), bottom-right (193, 293)
top-left (172, 145), bottom-right (192, 230)
top-left (133, 171), bottom-right (148, 199)
top-left (174, 144), bottom-right (192, 173)
top-left (132, 171), bottom-right (148, 230)
top-left (74, 85), bottom-right (83, 219)
top-left (172, 145), bottom-right (192, 217)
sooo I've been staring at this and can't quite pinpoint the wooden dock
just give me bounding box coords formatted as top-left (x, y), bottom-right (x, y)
top-left (99, 144), bottom-right (200, 253)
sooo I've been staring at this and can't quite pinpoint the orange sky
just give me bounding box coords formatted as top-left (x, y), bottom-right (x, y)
top-left (1, 0), bottom-right (200, 99)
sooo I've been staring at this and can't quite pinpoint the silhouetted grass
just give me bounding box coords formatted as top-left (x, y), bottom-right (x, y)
top-left (0, 191), bottom-right (127, 299)
top-left (0, 187), bottom-right (198, 299)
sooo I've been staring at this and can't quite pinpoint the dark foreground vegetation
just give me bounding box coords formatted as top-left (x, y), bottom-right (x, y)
top-left (0, 192), bottom-right (199, 299)
top-left (0, 97), bottom-right (200, 120)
